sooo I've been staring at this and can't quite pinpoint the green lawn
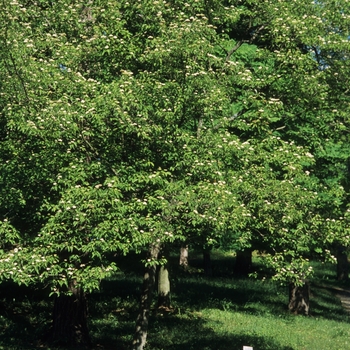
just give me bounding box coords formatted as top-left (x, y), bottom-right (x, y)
top-left (0, 251), bottom-right (350, 349)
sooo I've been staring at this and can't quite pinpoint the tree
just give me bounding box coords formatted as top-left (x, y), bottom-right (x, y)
top-left (0, 0), bottom-right (251, 345)
top-left (1, 2), bottom-right (350, 349)
top-left (221, 0), bottom-right (350, 312)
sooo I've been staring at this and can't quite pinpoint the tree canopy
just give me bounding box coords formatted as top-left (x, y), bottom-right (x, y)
top-left (0, 0), bottom-right (350, 296)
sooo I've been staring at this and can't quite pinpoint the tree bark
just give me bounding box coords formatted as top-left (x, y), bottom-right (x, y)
top-left (157, 263), bottom-right (171, 309)
top-left (336, 245), bottom-right (349, 281)
top-left (52, 283), bottom-right (90, 348)
top-left (203, 248), bottom-right (212, 277)
top-left (288, 281), bottom-right (310, 316)
top-left (234, 249), bottom-right (252, 276)
top-left (179, 244), bottom-right (189, 269)
top-left (132, 243), bottom-right (160, 350)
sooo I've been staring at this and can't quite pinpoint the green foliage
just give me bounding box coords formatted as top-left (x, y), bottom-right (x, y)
top-left (0, 0), bottom-right (350, 296)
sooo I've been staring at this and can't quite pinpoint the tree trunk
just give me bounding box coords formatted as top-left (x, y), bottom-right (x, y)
top-left (179, 244), bottom-right (189, 270)
top-left (52, 283), bottom-right (90, 348)
top-left (336, 245), bottom-right (349, 281)
top-left (157, 263), bottom-right (171, 309)
top-left (288, 281), bottom-right (310, 315)
top-left (234, 249), bottom-right (252, 276)
top-left (132, 243), bottom-right (160, 350)
top-left (203, 248), bottom-right (212, 277)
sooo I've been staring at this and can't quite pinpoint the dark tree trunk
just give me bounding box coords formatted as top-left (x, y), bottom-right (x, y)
top-left (337, 245), bottom-right (349, 281)
top-left (234, 249), bottom-right (252, 276)
top-left (203, 248), bottom-right (212, 277)
top-left (52, 284), bottom-right (90, 348)
top-left (179, 244), bottom-right (189, 270)
top-left (132, 243), bottom-right (160, 350)
top-left (288, 282), bottom-right (310, 315)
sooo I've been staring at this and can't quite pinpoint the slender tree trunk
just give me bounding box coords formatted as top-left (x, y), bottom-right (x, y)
top-left (52, 282), bottom-right (90, 348)
top-left (203, 248), bottom-right (212, 277)
top-left (179, 244), bottom-right (189, 270)
top-left (157, 263), bottom-right (171, 309)
top-left (132, 243), bottom-right (160, 350)
top-left (288, 281), bottom-right (310, 315)
top-left (336, 245), bottom-right (349, 281)
top-left (234, 249), bottom-right (252, 276)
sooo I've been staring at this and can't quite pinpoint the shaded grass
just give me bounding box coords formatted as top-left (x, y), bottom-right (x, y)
top-left (88, 250), bottom-right (350, 349)
top-left (0, 250), bottom-right (349, 349)
top-left (0, 282), bottom-right (53, 349)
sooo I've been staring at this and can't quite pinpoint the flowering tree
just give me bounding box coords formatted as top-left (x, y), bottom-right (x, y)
top-left (1, 0), bottom-right (350, 347)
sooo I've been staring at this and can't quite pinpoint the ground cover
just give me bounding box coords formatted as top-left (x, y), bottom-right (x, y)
top-left (0, 251), bottom-right (349, 349)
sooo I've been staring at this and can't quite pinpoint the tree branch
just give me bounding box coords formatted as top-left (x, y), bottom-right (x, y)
top-left (225, 25), bottom-right (265, 62)
top-left (212, 111), bottom-right (244, 130)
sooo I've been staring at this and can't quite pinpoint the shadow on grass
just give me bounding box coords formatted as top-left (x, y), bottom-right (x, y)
top-left (86, 264), bottom-right (350, 349)
top-left (89, 309), bottom-right (294, 350)
top-left (147, 312), bottom-right (295, 350)
top-left (311, 284), bottom-right (350, 322)
top-left (95, 263), bottom-right (350, 321)
top-left (88, 254), bottom-right (350, 347)
top-left (87, 268), bottom-right (290, 349)
top-left (171, 272), bottom-right (288, 317)
top-left (0, 281), bottom-right (53, 349)
top-left (176, 255), bottom-right (350, 323)
top-left (0, 254), bottom-right (349, 349)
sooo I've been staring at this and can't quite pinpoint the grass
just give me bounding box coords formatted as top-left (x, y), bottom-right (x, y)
top-left (0, 250), bottom-right (350, 349)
